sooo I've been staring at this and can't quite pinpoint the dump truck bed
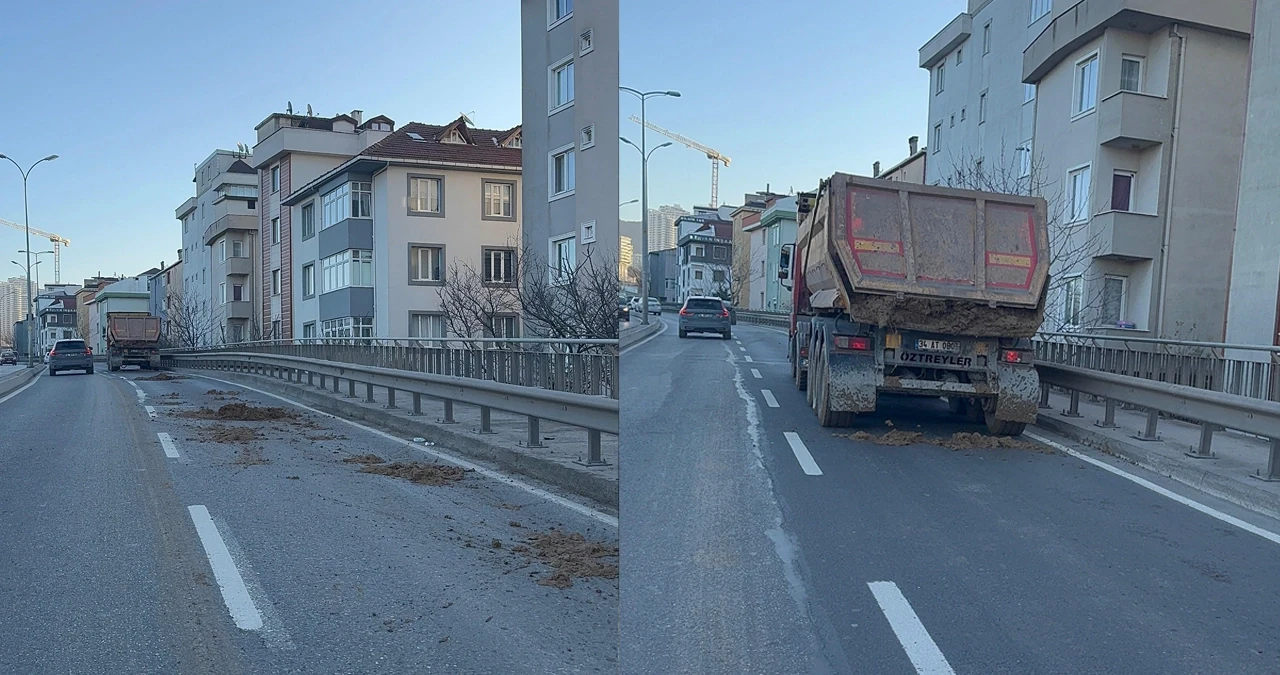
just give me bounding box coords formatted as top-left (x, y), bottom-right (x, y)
top-left (800, 173), bottom-right (1050, 337)
top-left (107, 314), bottom-right (161, 343)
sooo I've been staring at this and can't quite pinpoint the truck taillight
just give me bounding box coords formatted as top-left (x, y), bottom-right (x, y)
top-left (833, 335), bottom-right (871, 351)
top-left (1000, 349), bottom-right (1030, 364)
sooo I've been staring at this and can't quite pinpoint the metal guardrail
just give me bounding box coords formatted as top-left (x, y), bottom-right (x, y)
top-left (163, 351), bottom-right (618, 465)
top-left (733, 309), bottom-right (790, 328)
top-left (164, 337), bottom-right (619, 400)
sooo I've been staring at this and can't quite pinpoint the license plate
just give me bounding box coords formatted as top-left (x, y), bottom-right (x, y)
top-left (916, 339), bottom-right (961, 353)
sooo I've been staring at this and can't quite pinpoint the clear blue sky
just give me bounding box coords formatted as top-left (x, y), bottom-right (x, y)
top-left (619, 0), bottom-right (965, 221)
top-left (0, 0), bottom-right (521, 287)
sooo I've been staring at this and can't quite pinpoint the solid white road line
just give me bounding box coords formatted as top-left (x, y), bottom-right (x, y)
top-left (144, 405), bottom-right (157, 419)
top-left (761, 389), bottom-right (780, 408)
top-left (0, 374), bottom-right (42, 405)
top-left (744, 355), bottom-right (754, 362)
top-left (783, 432), bottom-right (823, 476)
top-left (1026, 432), bottom-right (1280, 547)
top-left (868, 581), bottom-right (957, 675)
top-left (187, 506), bottom-right (264, 631)
top-left (157, 432), bottom-right (180, 458)
top-left (621, 319), bottom-right (669, 355)
top-left (190, 373), bottom-right (618, 529)
top-left (751, 369), bottom-right (763, 379)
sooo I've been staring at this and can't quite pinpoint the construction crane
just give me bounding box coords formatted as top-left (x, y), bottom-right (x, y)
top-left (628, 115), bottom-right (731, 208)
top-left (0, 217), bottom-right (71, 283)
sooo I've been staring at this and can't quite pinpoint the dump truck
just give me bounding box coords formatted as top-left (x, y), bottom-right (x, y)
top-left (781, 173), bottom-right (1049, 436)
top-left (106, 313), bottom-right (162, 371)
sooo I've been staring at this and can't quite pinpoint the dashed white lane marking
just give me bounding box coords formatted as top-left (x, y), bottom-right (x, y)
top-left (157, 432), bottom-right (180, 458)
top-left (751, 369), bottom-right (763, 379)
top-left (144, 405), bottom-right (157, 419)
top-left (744, 355), bottom-right (754, 362)
top-left (868, 581), bottom-right (956, 675)
top-left (739, 346), bottom-right (747, 352)
top-left (782, 432), bottom-right (822, 476)
top-left (189, 373), bottom-right (618, 528)
top-left (187, 505), bottom-right (264, 631)
top-left (128, 379), bottom-right (147, 402)
top-left (1026, 432), bottom-right (1280, 546)
top-left (761, 389), bottom-right (780, 408)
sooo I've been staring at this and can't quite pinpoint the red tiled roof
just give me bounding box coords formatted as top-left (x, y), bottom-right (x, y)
top-left (362, 121), bottom-right (522, 168)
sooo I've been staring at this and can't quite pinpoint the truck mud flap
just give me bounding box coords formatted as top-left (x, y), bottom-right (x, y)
top-left (993, 365), bottom-right (1040, 423)
top-left (827, 353), bottom-right (878, 413)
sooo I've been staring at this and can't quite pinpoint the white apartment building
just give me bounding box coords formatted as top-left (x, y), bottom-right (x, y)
top-left (279, 118), bottom-right (523, 339)
top-left (0, 276), bottom-right (28, 340)
top-left (675, 215), bottom-right (733, 301)
top-left (648, 204), bottom-right (690, 253)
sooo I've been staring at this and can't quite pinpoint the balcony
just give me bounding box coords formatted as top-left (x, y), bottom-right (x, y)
top-left (224, 300), bottom-right (253, 320)
top-left (1090, 210), bottom-right (1162, 261)
top-left (1098, 91), bottom-right (1169, 149)
top-left (919, 13), bottom-right (971, 69)
top-left (203, 213), bottom-right (258, 246)
top-left (225, 256), bottom-right (253, 277)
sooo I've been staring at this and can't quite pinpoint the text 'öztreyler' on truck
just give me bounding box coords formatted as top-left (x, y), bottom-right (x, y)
top-left (780, 173), bottom-right (1050, 436)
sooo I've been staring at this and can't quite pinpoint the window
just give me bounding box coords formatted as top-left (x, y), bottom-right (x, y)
top-left (301, 203), bottom-right (315, 239)
top-left (271, 268), bottom-right (281, 295)
top-left (302, 263), bottom-right (315, 297)
top-left (550, 0), bottom-right (572, 24)
top-left (1111, 171), bottom-right (1135, 212)
top-left (1121, 56), bottom-right (1144, 92)
top-left (1024, 83), bottom-right (1037, 103)
top-left (983, 23), bottom-right (991, 54)
top-left (933, 124), bottom-right (942, 153)
top-left (713, 270), bottom-right (726, 283)
top-left (551, 58), bottom-right (575, 110)
top-left (1063, 276), bottom-right (1083, 326)
top-left (1068, 165), bottom-right (1092, 223)
top-left (408, 176), bottom-right (443, 214)
top-left (950, 114), bottom-right (955, 128)
top-left (409, 313), bottom-right (446, 339)
top-left (581, 220), bottom-right (596, 243)
top-left (713, 246), bottom-right (727, 260)
top-left (956, 48), bottom-right (963, 65)
top-left (247, 200), bottom-right (256, 210)
top-left (302, 322), bottom-right (317, 339)
top-left (1031, 0), bottom-right (1051, 22)
top-left (271, 165), bottom-right (280, 193)
top-left (693, 244), bottom-right (705, 257)
top-left (580, 124), bottom-right (595, 149)
top-left (321, 182), bottom-right (372, 230)
top-left (220, 282), bottom-right (227, 304)
top-left (1102, 276), bottom-right (1127, 325)
top-left (321, 250), bottom-right (374, 292)
top-left (232, 239), bottom-right (244, 257)
top-left (482, 181), bottom-right (514, 218)
top-left (488, 315), bottom-right (519, 339)
top-left (1018, 143), bottom-right (1032, 178)
top-left (321, 317), bottom-right (374, 338)
top-left (271, 217), bottom-right (280, 244)
top-left (550, 146), bottom-right (575, 198)
top-left (1074, 54), bottom-right (1099, 115)
top-left (444, 130), bottom-right (464, 144)
top-left (580, 29), bottom-right (593, 55)
top-left (232, 284), bottom-right (243, 302)
top-left (409, 246), bottom-right (443, 283)
top-left (551, 236), bottom-right (576, 282)
top-left (979, 92), bottom-right (987, 123)
top-left (219, 240), bottom-right (227, 262)
top-left (960, 107), bottom-right (966, 122)
top-left (483, 248), bottom-right (516, 285)
top-left (694, 270), bottom-right (704, 280)
top-left (935, 62), bottom-right (945, 94)
top-left (271, 320), bottom-right (282, 340)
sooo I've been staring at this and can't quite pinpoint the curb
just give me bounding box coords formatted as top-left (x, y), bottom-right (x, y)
top-left (1035, 413), bottom-right (1280, 519)
top-left (181, 369), bottom-right (619, 511)
top-left (620, 321), bottom-right (662, 351)
top-left (0, 366), bottom-right (44, 399)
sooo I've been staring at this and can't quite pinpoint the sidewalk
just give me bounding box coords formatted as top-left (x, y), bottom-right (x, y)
top-left (175, 367), bottom-right (618, 510)
top-left (1034, 388), bottom-right (1280, 518)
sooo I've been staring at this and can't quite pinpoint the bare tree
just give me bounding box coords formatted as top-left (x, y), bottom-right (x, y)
top-left (729, 244), bottom-right (765, 309)
top-left (437, 256), bottom-right (521, 344)
top-left (0, 322), bottom-right (12, 349)
top-left (77, 309), bottom-right (91, 346)
top-left (163, 290), bottom-right (215, 349)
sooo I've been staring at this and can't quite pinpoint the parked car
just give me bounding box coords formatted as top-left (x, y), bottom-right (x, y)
top-left (678, 296), bottom-right (733, 339)
top-left (48, 339), bottom-right (94, 376)
top-left (644, 298), bottom-right (662, 316)
top-left (619, 297), bottom-right (631, 322)
top-left (0, 349), bottom-right (17, 365)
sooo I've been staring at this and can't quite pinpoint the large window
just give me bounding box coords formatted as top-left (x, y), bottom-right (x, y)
top-left (488, 315), bottom-right (519, 339)
top-left (1074, 54), bottom-right (1099, 115)
top-left (483, 248), bottom-right (516, 285)
top-left (321, 317), bottom-right (374, 338)
top-left (409, 246), bottom-right (443, 283)
top-left (271, 165), bottom-right (280, 193)
top-left (271, 269), bottom-right (281, 295)
top-left (483, 181), bottom-right (514, 218)
top-left (551, 235), bottom-right (576, 282)
top-left (302, 263), bottom-right (315, 297)
top-left (302, 322), bottom-right (316, 339)
top-left (408, 176), bottom-right (442, 214)
top-left (1063, 276), bottom-right (1083, 326)
top-left (232, 239), bottom-right (244, 257)
top-left (1101, 275), bottom-right (1127, 325)
top-left (1068, 165), bottom-right (1092, 223)
top-left (1031, 0), bottom-right (1051, 22)
top-left (409, 313), bottom-right (446, 339)
top-left (551, 59), bottom-right (575, 110)
top-left (321, 181), bottom-right (372, 230)
top-left (1120, 56), bottom-right (1144, 93)
top-left (550, 0), bottom-right (572, 24)
top-left (301, 203), bottom-right (315, 239)
top-left (321, 250), bottom-right (374, 293)
top-left (932, 123), bottom-right (942, 153)
top-left (1024, 83), bottom-right (1037, 103)
top-left (550, 146), bottom-right (575, 197)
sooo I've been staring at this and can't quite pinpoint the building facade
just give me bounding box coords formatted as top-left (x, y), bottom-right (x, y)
top-left (521, 0), bottom-right (620, 297)
top-left (36, 292), bottom-right (77, 353)
top-left (676, 215), bottom-right (733, 301)
top-left (874, 136), bottom-right (928, 183)
top-left (756, 197), bottom-right (797, 313)
top-left (645, 248), bottom-right (680, 304)
top-left (647, 204), bottom-right (691, 253)
top-left (0, 276), bottom-right (28, 342)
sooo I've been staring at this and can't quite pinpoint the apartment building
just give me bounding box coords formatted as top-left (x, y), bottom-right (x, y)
top-left (1023, 0), bottom-right (1252, 340)
top-left (279, 118), bottom-right (522, 339)
top-left (521, 0), bottom-right (620, 289)
top-left (0, 276), bottom-right (27, 340)
top-left (1227, 0), bottom-right (1280, 350)
top-left (645, 248), bottom-right (680, 304)
top-left (250, 109), bottom-right (396, 340)
top-left (36, 292), bottom-right (76, 353)
top-left (676, 215), bottom-right (733, 301)
top-left (619, 234), bottom-right (633, 281)
top-left (648, 204), bottom-right (691, 253)
top-left (148, 259), bottom-right (183, 339)
top-left (873, 136), bottom-right (928, 183)
top-left (175, 149), bottom-right (260, 344)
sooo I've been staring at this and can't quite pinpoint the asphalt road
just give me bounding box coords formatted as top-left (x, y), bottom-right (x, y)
top-left (0, 367), bottom-right (617, 674)
top-left (621, 316), bottom-right (1280, 675)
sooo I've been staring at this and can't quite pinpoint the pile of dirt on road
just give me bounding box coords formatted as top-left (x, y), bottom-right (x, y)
top-left (838, 430), bottom-right (925, 446)
top-left (181, 403), bottom-right (296, 422)
top-left (232, 446), bottom-right (269, 466)
top-left (524, 529), bottom-right (619, 589)
top-left (838, 429), bottom-right (1049, 452)
top-left (160, 392), bottom-right (181, 398)
top-left (206, 389), bottom-right (240, 396)
top-left (343, 453), bottom-right (385, 464)
top-left (201, 425), bottom-right (262, 444)
top-left (136, 373), bottom-right (187, 381)
top-left (359, 460), bottom-right (467, 486)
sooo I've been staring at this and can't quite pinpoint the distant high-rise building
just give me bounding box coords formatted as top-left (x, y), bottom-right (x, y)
top-left (647, 204), bottom-right (689, 253)
top-left (0, 276), bottom-right (29, 343)
top-left (619, 235), bottom-right (634, 281)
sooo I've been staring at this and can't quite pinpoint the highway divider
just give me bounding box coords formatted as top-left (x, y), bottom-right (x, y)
top-left (0, 366), bottom-right (43, 400)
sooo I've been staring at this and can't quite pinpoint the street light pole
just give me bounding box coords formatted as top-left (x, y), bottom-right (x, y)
top-left (0, 153), bottom-right (59, 368)
top-left (620, 87), bottom-right (680, 326)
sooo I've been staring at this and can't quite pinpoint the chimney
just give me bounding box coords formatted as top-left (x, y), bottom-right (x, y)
top-left (909, 136), bottom-right (919, 155)
top-left (351, 110), bottom-right (364, 125)
top-left (873, 161), bottom-right (882, 177)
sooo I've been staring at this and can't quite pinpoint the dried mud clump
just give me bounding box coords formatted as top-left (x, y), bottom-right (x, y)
top-left (232, 447), bottom-right (269, 466)
top-left (359, 461), bottom-right (467, 486)
top-left (202, 425), bottom-right (262, 444)
top-left (343, 454), bottom-right (385, 464)
top-left (136, 373), bottom-right (187, 381)
top-left (524, 529), bottom-right (619, 589)
top-left (180, 403), bottom-right (297, 422)
top-left (839, 429), bottom-right (1050, 452)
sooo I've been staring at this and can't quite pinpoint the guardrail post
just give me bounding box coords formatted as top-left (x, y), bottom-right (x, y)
top-left (347, 378), bottom-right (356, 398)
top-left (307, 371), bottom-right (314, 386)
top-left (477, 406), bottom-right (494, 434)
top-left (1038, 384), bottom-right (1051, 409)
top-left (441, 400), bottom-right (456, 424)
top-left (385, 387), bottom-right (397, 409)
top-left (1094, 399), bottom-right (1118, 429)
top-left (410, 392), bottom-right (422, 416)
top-left (1186, 423), bottom-right (1217, 459)
top-left (1253, 438), bottom-right (1280, 482)
top-left (1133, 409), bottom-right (1161, 441)
top-left (365, 382), bottom-right (375, 404)
top-left (522, 416), bottom-right (546, 448)
top-left (575, 430), bottom-right (607, 467)
top-left (1060, 390), bottom-right (1083, 418)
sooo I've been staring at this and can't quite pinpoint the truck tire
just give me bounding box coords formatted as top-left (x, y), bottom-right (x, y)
top-left (985, 417), bottom-right (1027, 437)
top-left (813, 342), bottom-right (856, 428)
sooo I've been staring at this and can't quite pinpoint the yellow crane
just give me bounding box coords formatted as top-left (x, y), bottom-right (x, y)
top-left (0, 217), bottom-right (71, 283)
top-left (628, 115), bottom-right (731, 208)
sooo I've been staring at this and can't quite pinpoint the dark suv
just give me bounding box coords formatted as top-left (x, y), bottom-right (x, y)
top-left (678, 296), bottom-right (733, 339)
top-left (49, 339), bottom-right (94, 375)
top-left (0, 350), bottom-right (16, 365)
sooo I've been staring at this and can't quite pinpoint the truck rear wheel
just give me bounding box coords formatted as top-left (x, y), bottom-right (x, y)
top-left (985, 417), bottom-right (1027, 437)
top-left (813, 343), bottom-right (855, 428)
